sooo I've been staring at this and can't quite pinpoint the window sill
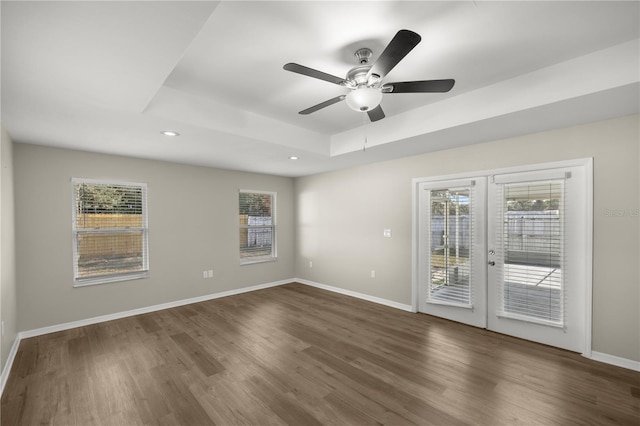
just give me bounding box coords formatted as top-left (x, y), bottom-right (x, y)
top-left (73, 271), bottom-right (149, 288)
top-left (240, 257), bottom-right (277, 266)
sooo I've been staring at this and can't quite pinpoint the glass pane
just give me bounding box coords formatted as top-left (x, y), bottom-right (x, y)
top-left (429, 188), bottom-right (471, 305)
top-left (76, 231), bottom-right (145, 279)
top-left (239, 227), bottom-right (274, 259)
top-left (239, 193), bottom-right (272, 224)
top-left (75, 183), bottom-right (143, 229)
top-left (239, 192), bottom-right (274, 260)
top-left (502, 181), bottom-right (563, 323)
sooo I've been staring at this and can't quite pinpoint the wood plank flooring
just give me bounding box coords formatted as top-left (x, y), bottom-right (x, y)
top-left (2, 282), bottom-right (639, 425)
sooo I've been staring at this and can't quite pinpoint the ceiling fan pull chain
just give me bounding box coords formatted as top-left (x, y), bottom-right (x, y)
top-left (363, 113), bottom-right (368, 152)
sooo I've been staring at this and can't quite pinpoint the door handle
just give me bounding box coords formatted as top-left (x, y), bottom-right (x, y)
top-left (488, 261), bottom-right (496, 266)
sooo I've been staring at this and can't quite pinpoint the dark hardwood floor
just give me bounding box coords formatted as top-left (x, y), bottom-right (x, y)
top-left (2, 283), bottom-right (639, 425)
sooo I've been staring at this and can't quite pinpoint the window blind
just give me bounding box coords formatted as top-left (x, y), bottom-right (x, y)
top-left (239, 191), bottom-right (276, 263)
top-left (495, 179), bottom-right (565, 326)
top-left (73, 179), bottom-right (149, 285)
top-left (427, 185), bottom-right (474, 308)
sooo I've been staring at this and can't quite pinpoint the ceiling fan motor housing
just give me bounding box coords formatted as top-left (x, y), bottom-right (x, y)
top-left (347, 48), bottom-right (382, 88)
top-left (346, 65), bottom-right (372, 87)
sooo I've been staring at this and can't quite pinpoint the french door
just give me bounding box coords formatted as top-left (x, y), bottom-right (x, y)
top-left (415, 161), bottom-right (591, 353)
top-left (486, 166), bottom-right (588, 352)
top-left (417, 178), bottom-right (487, 328)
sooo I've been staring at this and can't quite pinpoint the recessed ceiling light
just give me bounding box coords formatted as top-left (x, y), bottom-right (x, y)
top-left (289, 156), bottom-right (299, 160)
top-left (161, 130), bottom-right (180, 137)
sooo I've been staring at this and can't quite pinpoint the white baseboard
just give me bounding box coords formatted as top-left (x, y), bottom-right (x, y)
top-left (295, 278), bottom-right (413, 312)
top-left (3, 279), bottom-right (638, 398)
top-left (1, 279), bottom-right (292, 397)
top-left (0, 336), bottom-right (21, 396)
top-left (296, 280), bottom-right (640, 372)
top-left (589, 351), bottom-right (640, 372)
top-left (19, 279), bottom-right (292, 340)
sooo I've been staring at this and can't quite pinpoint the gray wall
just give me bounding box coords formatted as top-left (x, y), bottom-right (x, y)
top-left (1, 127), bottom-right (18, 371)
top-left (295, 114), bottom-right (640, 362)
top-left (14, 145), bottom-right (295, 331)
top-left (10, 114), bottom-right (640, 364)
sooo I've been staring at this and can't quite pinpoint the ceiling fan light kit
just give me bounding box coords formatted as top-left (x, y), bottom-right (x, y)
top-left (283, 29), bottom-right (455, 123)
top-left (346, 87), bottom-right (383, 112)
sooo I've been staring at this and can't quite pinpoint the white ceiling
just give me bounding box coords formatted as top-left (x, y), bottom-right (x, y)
top-left (2, 1), bottom-right (639, 177)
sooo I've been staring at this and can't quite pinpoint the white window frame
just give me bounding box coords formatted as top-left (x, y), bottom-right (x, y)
top-left (72, 178), bottom-right (149, 287)
top-left (239, 189), bottom-right (277, 265)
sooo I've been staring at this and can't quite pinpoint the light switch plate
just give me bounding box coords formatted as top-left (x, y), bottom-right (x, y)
top-left (383, 229), bottom-right (392, 238)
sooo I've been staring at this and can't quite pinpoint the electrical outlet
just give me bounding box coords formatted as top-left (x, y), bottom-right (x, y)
top-left (309, 261), bottom-right (313, 268)
top-left (371, 270), bottom-right (376, 278)
top-left (207, 270), bottom-right (213, 278)
top-left (383, 229), bottom-right (392, 238)
top-left (202, 271), bottom-right (208, 279)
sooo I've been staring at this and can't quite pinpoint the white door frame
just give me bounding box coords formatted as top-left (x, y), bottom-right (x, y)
top-left (411, 158), bottom-right (593, 356)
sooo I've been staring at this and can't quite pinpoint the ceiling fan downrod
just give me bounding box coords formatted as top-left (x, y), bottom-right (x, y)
top-left (354, 48), bottom-right (372, 65)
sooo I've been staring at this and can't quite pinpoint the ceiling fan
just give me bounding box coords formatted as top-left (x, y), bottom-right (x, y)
top-left (283, 29), bottom-right (455, 122)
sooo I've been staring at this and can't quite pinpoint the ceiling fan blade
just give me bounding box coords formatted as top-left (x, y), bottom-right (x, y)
top-left (284, 63), bottom-right (346, 86)
top-left (299, 95), bottom-right (346, 115)
top-left (367, 105), bottom-right (385, 122)
top-left (383, 79), bottom-right (455, 93)
top-left (367, 30), bottom-right (421, 80)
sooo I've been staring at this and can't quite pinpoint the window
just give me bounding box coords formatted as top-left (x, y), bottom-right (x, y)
top-left (72, 179), bottom-right (149, 286)
top-left (239, 190), bottom-right (276, 264)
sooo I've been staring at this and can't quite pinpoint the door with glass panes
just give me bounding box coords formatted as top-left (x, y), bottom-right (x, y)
top-left (486, 166), bottom-right (587, 352)
top-left (417, 178), bottom-right (487, 328)
top-left (416, 163), bottom-right (589, 353)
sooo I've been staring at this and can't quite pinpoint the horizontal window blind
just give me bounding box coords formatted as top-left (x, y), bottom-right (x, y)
top-left (73, 180), bottom-right (148, 285)
top-left (495, 179), bottom-right (565, 326)
top-left (239, 191), bottom-right (276, 263)
top-left (427, 186), bottom-right (474, 308)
